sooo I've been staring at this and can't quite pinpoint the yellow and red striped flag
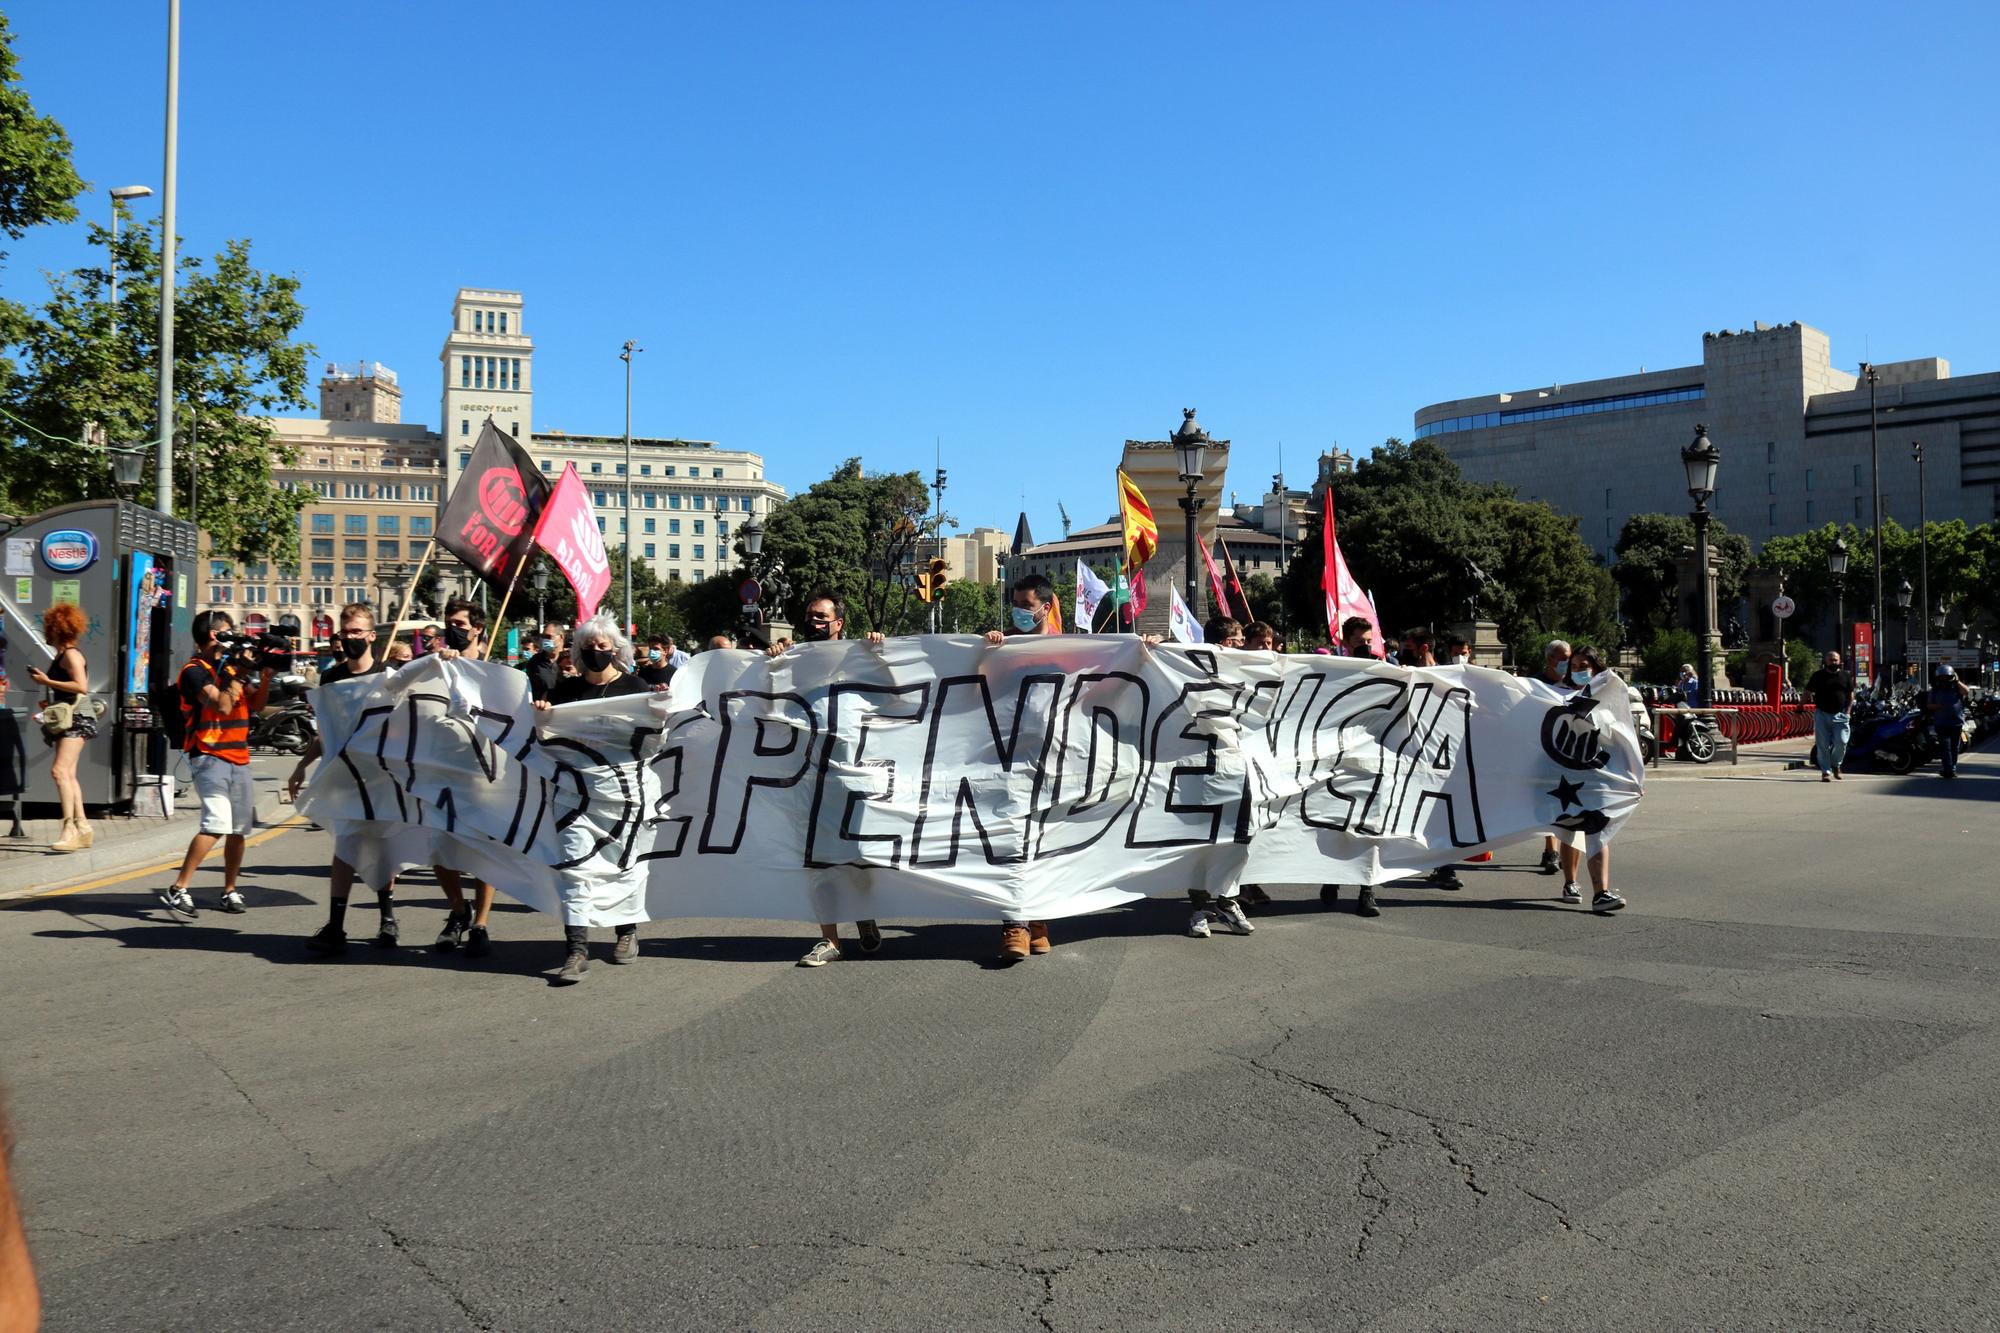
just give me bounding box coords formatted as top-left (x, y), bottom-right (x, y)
top-left (1117, 468), bottom-right (1158, 569)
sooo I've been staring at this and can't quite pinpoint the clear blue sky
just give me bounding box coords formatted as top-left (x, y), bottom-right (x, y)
top-left (11, 1), bottom-right (2000, 547)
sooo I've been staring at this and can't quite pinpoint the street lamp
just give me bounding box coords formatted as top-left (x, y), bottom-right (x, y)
top-left (1932, 602), bottom-right (1948, 640)
top-left (109, 446), bottom-right (145, 501)
top-left (1827, 535), bottom-right (1849, 646)
top-left (619, 339), bottom-right (642, 637)
top-left (1173, 408), bottom-right (1210, 619)
top-left (1913, 440), bottom-right (1930, 685)
top-left (533, 561), bottom-right (549, 631)
top-left (1894, 577), bottom-right (1913, 678)
top-left (1861, 363), bottom-right (1883, 688)
top-left (107, 185), bottom-right (153, 337)
top-left (740, 517), bottom-right (764, 560)
top-left (1681, 423), bottom-right (1721, 707)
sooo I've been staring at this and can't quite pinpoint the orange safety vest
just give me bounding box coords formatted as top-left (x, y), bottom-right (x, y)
top-left (178, 659), bottom-right (252, 765)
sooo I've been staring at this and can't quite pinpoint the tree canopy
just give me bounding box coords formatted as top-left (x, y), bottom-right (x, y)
top-left (1610, 512), bottom-right (1754, 635)
top-left (758, 458), bottom-right (937, 634)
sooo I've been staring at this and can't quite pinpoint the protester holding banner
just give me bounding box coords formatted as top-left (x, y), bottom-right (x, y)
top-left (522, 624), bottom-right (566, 703)
top-left (786, 593), bottom-right (890, 969)
top-left (430, 600), bottom-right (500, 957)
top-left (1536, 639), bottom-right (1577, 879)
top-left (1243, 621), bottom-right (1275, 652)
top-left (295, 603), bottom-right (403, 955)
top-left (533, 612), bottom-right (651, 983)
top-left (155, 612), bottom-right (274, 919)
top-left (1203, 616), bottom-right (1245, 649)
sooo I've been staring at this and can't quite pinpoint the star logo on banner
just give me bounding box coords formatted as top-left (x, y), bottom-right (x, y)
top-left (1549, 776), bottom-right (1586, 810)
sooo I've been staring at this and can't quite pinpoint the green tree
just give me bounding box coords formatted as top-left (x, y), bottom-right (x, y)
top-left (1240, 572), bottom-right (1283, 627)
top-left (757, 458), bottom-right (934, 635)
top-left (1611, 513), bottom-right (1752, 633)
top-left (936, 578), bottom-right (1001, 633)
top-left (3, 218), bottom-right (314, 563)
top-left (528, 547), bottom-right (693, 642)
top-left (0, 13), bottom-right (85, 390)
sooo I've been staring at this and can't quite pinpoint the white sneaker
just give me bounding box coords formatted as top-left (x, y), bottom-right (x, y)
top-left (1560, 882), bottom-right (1582, 904)
top-left (219, 891), bottom-right (248, 914)
top-left (156, 885), bottom-right (197, 919)
top-left (1186, 911), bottom-right (1211, 938)
top-left (797, 939), bottom-right (841, 967)
top-left (1215, 899), bottom-right (1255, 935)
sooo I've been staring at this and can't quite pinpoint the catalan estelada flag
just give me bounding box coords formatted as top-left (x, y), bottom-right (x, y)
top-left (1117, 469), bottom-right (1158, 568)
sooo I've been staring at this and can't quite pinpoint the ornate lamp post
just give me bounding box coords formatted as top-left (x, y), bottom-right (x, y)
top-left (1894, 577), bottom-right (1913, 680)
top-left (1913, 440), bottom-right (1930, 684)
top-left (1173, 408), bottom-right (1210, 619)
top-left (109, 446), bottom-right (146, 502)
top-left (533, 561), bottom-right (550, 631)
top-left (1681, 424), bottom-right (1721, 707)
top-left (1827, 535), bottom-right (1849, 651)
top-left (1862, 362), bottom-right (1883, 688)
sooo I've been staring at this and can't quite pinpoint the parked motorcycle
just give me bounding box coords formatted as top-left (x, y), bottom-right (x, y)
top-left (1812, 697), bottom-right (1922, 774)
top-left (249, 696), bottom-right (316, 754)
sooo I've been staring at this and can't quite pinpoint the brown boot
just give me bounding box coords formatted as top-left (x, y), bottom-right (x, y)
top-left (49, 819), bottom-right (84, 853)
top-left (997, 924), bottom-right (1030, 962)
top-left (1027, 921), bottom-right (1052, 955)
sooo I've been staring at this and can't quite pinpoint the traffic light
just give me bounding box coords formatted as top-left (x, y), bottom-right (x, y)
top-left (921, 557), bottom-right (947, 601)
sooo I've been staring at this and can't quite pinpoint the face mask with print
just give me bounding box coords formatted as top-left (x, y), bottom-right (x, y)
top-left (444, 624), bottom-right (473, 651)
top-left (800, 620), bottom-right (835, 643)
top-left (579, 646), bottom-right (616, 673)
top-left (1009, 606), bottom-right (1040, 632)
top-left (339, 635), bottom-right (370, 660)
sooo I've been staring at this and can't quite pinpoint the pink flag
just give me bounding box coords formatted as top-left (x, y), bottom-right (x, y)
top-left (1319, 489), bottom-right (1382, 653)
top-left (532, 463), bottom-right (613, 622)
top-left (1197, 537), bottom-right (1232, 620)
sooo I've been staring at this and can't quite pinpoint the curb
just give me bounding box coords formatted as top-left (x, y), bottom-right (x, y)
top-left (0, 792), bottom-right (301, 901)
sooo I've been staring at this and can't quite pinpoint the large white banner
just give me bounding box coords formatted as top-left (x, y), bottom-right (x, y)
top-left (299, 639), bottom-right (1645, 927)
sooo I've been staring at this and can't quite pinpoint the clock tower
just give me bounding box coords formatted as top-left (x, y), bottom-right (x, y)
top-left (439, 289), bottom-right (533, 495)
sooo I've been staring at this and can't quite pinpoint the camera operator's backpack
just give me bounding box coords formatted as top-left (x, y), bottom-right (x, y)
top-left (158, 659), bottom-right (214, 751)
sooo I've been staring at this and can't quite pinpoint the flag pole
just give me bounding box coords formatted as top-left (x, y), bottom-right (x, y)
top-left (477, 564), bottom-right (526, 661)
top-left (391, 538), bottom-right (437, 644)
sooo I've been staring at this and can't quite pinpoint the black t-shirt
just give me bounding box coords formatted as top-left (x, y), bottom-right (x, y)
top-left (1806, 668), bottom-right (1852, 715)
top-left (547, 670), bottom-right (649, 706)
top-left (636, 662), bottom-right (674, 688)
top-left (522, 653), bottom-right (562, 703)
top-left (318, 656), bottom-right (387, 688)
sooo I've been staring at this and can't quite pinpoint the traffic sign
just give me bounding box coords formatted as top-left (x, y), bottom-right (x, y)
top-left (1771, 594), bottom-right (1796, 619)
top-left (738, 577), bottom-right (762, 604)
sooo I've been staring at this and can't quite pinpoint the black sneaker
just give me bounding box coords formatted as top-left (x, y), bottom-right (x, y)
top-left (307, 924), bottom-right (348, 956)
top-left (1356, 886), bottom-right (1381, 918)
top-left (1591, 890), bottom-right (1627, 915)
top-left (1241, 884), bottom-right (1273, 908)
top-left (436, 911), bottom-right (468, 953)
top-left (464, 925), bottom-right (491, 959)
top-left (1429, 867), bottom-right (1463, 891)
top-left (1319, 884), bottom-right (1340, 909)
top-left (374, 915), bottom-right (399, 948)
top-left (857, 919), bottom-right (883, 953)
top-left (1538, 849), bottom-right (1560, 875)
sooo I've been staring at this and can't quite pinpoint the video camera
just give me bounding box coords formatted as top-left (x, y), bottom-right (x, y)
top-left (214, 630), bottom-right (294, 672)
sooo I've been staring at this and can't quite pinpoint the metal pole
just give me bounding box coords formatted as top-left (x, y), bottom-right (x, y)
top-left (1864, 363), bottom-right (1881, 689)
top-left (620, 340), bottom-right (639, 635)
top-left (1694, 503), bottom-right (1714, 708)
top-left (931, 452), bottom-right (945, 636)
top-left (1182, 486), bottom-right (1200, 615)
top-left (110, 201), bottom-right (119, 337)
top-left (154, 0), bottom-right (180, 516)
top-left (1915, 441), bottom-right (1929, 684)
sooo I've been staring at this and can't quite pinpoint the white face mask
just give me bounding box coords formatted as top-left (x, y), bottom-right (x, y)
top-left (1449, 652), bottom-right (1470, 666)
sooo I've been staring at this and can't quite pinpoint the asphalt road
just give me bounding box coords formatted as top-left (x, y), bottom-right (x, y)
top-left (5, 744), bottom-right (1996, 1331)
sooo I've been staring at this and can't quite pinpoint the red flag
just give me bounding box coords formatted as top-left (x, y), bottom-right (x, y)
top-left (532, 463), bottom-right (613, 621)
top-left (1217, 534), bottom-right (1252, 622)
top-left (1198, 538), bottom-right (1232, 620)
top-left (1320, 487), bottom-right (1381, 651)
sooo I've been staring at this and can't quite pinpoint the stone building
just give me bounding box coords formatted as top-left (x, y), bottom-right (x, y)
top-left (1415, 320), bottom-right (2000, 559)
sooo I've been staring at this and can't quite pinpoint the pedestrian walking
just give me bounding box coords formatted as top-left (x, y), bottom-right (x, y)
top-left (1926, 665), bottom-right (1971, 779)
top-left (155, 612), bottom-right (274, 918)
top-left (1806, 650), bottom-right (1853, 782)
top-left (29, 603), bottom-right (97, 853)
top-left (429, 600), bottom-right (500, 957)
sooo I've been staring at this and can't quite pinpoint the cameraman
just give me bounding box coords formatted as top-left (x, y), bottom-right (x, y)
top-left (155, 610), bottom-right (273, 918)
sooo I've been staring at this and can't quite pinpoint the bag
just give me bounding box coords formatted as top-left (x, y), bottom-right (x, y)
top-left (38, 701), bottom-right (73, 738)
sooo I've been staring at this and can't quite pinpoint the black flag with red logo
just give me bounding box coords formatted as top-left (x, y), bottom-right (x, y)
top-left (437, 419), bottom-right (549, 590)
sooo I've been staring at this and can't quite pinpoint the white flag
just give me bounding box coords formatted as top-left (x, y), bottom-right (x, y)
top-left (1168, 586), bottom-right (1203, 643)
top-left (1076, 560), bottom-right (1109, 625)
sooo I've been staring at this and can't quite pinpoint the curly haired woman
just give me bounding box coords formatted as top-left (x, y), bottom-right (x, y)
top-left (30, 602), bottom-right (96, 852)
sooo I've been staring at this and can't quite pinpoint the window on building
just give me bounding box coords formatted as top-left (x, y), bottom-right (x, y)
top-left (376, 541), bottom-right (399, 559)
top-left (511, 358), bottom-right (520, 388)
top-left (596, 517), bottom-right (606, 533)
top-left (668, 519), bottom-right (680, 534)
top-left (460, 420), bottom-right (469, 436)
top-left (210, 560), bottom-right (232, 580)
top-left (511, 421), bottom-right (519, 438)
top-left (344, 563), bottom-right (367, 582)
top-left (644, 518), bottom-right (655, 534)
top-left (343, 483), bottom-right (365, 499)
top-left (310, 586), bottom-right (333, 606)
top-left (591, 462), bottom-right (602, 474)
top-left (344, 539), bottom-right (367, 559)
top-left (461, 356), bottom-right (470, 388)
top-left (1603, 488), bottom-right (1612, 509)
top-left (643, 493), bottom-right (656, 509)
top-left (1854, 496), bottom-right (1863, 518)
top-left (668, 544), bottom-right (680, 559)
top-left (457, 452), bottom-right (470, 469)
top-left (380, 484), bottom-right (402, 501)
top-left (377, 515), bottom-right (400, 535)
top-left (693, 545), bottom-right (704, 560)
top-left (712, 468), bottom-right (723, 479)
top-left (245, 562), bottom-right (268, 580)
top-left (669, 570), bottom-right (681, 582)
top-left (411, 516), bottom-right (433, 536)
top-left (1768, 503), bottom-right (1777, 526)
top-left (640, 464), bottom-right (652, 476)
top-left (309, 538), bottom-right (333, 558)
top-left (474, 311), bottom-right (483, 333)
top-left (717, 520), bottom-right (729, 538)
top-left (499, 312), bottom-right (508, 335)
top-left (740, 497), bottom-right (755, 512)
top-left (1766, 442), bottom-right (1776, 464)
top-left (1805, 499), bottom-right (1815, 522)
top-left (278, 587), bottom-right (301, 605)
top-left (665, 466), bottom-right (676, 477)
top-left (278, 565), bottom-right (298, 581)
top-left (594, 491), bottom-right (607, 507)
top-left (310, 514), bottom-right (334, 534)
top-left (693, 496), bottom-right (706, 510)
top-left (693, 520), bottom-right (705, 535)
top-left (1767, 473), bottom-right (1777, 495)
top-left (668, 495), bottom-right (681, 510)
top-left (312, 481), bottom-right (334, 498)
top-left (643, 543), bottom-right (655, 558)
top-left (473, 358), bottom-right (483, 389)
top-left (211, 586), bottom-right (232, 604)
top-left (343, 587), bottom-right (368, 604)
top-left (311, 563), bottom-right (334, 581)
top-left (1853, 464), bottom-right (1863, 487)
top-left (344, 514), bottom-right (367, 533)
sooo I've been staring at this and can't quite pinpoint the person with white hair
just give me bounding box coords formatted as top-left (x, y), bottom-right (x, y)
top-left (533, 612), bottom-right (651, 983)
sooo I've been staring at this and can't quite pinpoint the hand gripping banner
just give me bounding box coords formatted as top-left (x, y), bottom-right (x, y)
top-left (299, 639), bottom-right (1646, 928)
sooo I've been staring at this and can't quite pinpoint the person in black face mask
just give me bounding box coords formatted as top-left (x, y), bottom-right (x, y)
top-left (428, 600), bottom-right (502, 958)
top-left (533, 612), bottom-right (651, 983)
top-left (292, 603), bottom-right (406, 955)
top-left (772, 592), bottom-right (889, 968)
top-left (521, 623), bottom-right (566, 703)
